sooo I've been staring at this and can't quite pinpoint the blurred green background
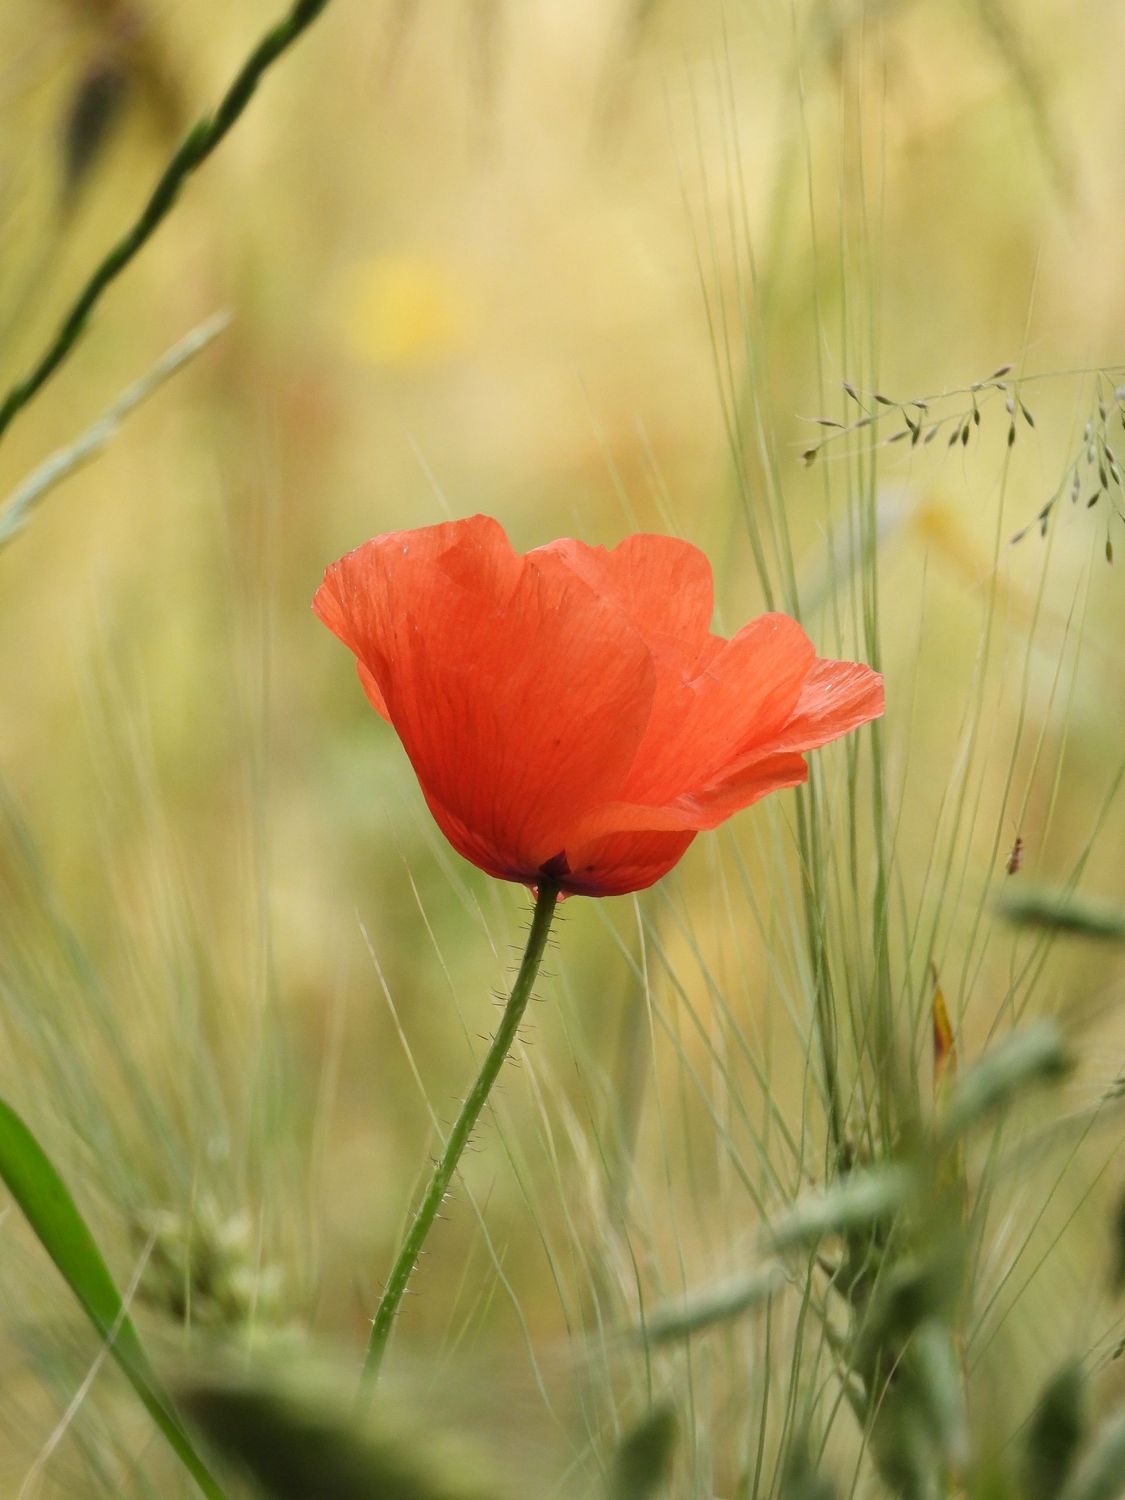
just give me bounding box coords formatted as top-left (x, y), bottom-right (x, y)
top-left (0, 1), bottom-right (1122, 1494)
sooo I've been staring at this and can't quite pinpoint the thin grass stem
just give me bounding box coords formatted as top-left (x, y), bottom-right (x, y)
top-left (0, 0), bottom-right (334, 445)
top-left (358, 881), bottom-right (560, 1401)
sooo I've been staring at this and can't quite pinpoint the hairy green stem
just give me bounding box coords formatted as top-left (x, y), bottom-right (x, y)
top-left (359, 881), bottom-right (560, 1401)
top-left (0, 0), bottom-right (334, 446)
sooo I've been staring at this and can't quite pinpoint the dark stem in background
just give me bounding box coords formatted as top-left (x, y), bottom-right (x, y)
top-left (0, 0), bottom-right (335, 447)
top-left (358, 881), bottom-right (561, 1404)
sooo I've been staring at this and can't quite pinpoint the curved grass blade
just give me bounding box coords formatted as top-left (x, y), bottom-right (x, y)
top-left (0, 1096), bottom-right (228, 1500)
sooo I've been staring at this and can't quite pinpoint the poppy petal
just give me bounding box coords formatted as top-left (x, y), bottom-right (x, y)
top-left (622, 613), bottom-right (815, 805)
top-left (315, 518), bottom-right (885, 897)
top-left (774, 658), bottom-right (885, 751)
top-left (316, 519), bottom-right (658, 881)
top-left (565, 750), bottom-right (810, 844)
top-left (537, 533), bottom-right (715, 668)
top-left (355, 661), bottom-right (390, 721)
top-left (559, 828), bottom-right (698, 897)
top-left (684, 749), bottom-right (811, 823)
top-left (314, 514), bottom-right (514, 701)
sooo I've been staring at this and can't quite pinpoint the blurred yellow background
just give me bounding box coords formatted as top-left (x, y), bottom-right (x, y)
top-left (0, 0), bottom-right (1122, 1491)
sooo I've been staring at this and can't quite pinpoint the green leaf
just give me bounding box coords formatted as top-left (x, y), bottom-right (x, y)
top-left (1059, 1405), bottom-right (1125, 1500)
top-left (764, 1165), bottom-right (915, 1254)
top-left (777, 1430), bottom-right (836, 1500)
top-left (183, 1380), bottom-right (499, 1500)
top-left (609, 1406), bottom-right (677, 1500)
top-left (909, 1320), bottom-right (968, 1474)
top-left (636, 1266), bottom-right (784, 1344)
top-left (937, 1022), bottom-right (1071, 1145)
top-left (998, 887), bottom-right (1125, 943)
top-left (0, 1096), bottom-right (227, 1500)
top-left (850, 1247), bottom-right (962, 1370)
top-left (1025, 1363), bottom-right (1086, 1500)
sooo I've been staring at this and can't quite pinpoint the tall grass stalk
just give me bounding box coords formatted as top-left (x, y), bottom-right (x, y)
top-left (359, 882), bottom-right (560, 1398)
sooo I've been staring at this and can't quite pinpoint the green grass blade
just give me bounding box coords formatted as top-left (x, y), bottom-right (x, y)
top-left (0, 312), bottom-right (230, 549)
top-left (0, 1096), bottom-right (228, 1500)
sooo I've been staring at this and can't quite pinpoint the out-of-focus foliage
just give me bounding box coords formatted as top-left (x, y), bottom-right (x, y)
top-left (184, 1371), bottom-right (504, 1500)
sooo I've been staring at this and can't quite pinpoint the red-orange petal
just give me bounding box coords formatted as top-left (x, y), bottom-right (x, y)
top-left (536, 533), bottom-right (715, 670)
top-left (621, 613), bottom-right (815, 806)
top-left (562, 648), bottom-right (881, 847)
top-left (356, 661), bottom-right (390, 720)
top-left (315, 518), bottom-right (886, 897)
top-left (556, 828), bottom-right (698, 897)
top-left (685, 750), bottom-right (811, 824)
top-left (314, 516), bottom-right (659, 881)
top-left (773, 658), bottom-right (885, 751)
top-left (314, 515), bottom-right (519, 688)
top-left (566, 751), bottom-right (810, 844)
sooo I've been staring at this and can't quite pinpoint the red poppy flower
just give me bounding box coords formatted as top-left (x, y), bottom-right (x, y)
top-left (314, 515), bottom-right (884, 897)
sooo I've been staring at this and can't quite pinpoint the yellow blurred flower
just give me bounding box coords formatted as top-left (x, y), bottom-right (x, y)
top-left (334, 254), bottom-right (476, 367)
